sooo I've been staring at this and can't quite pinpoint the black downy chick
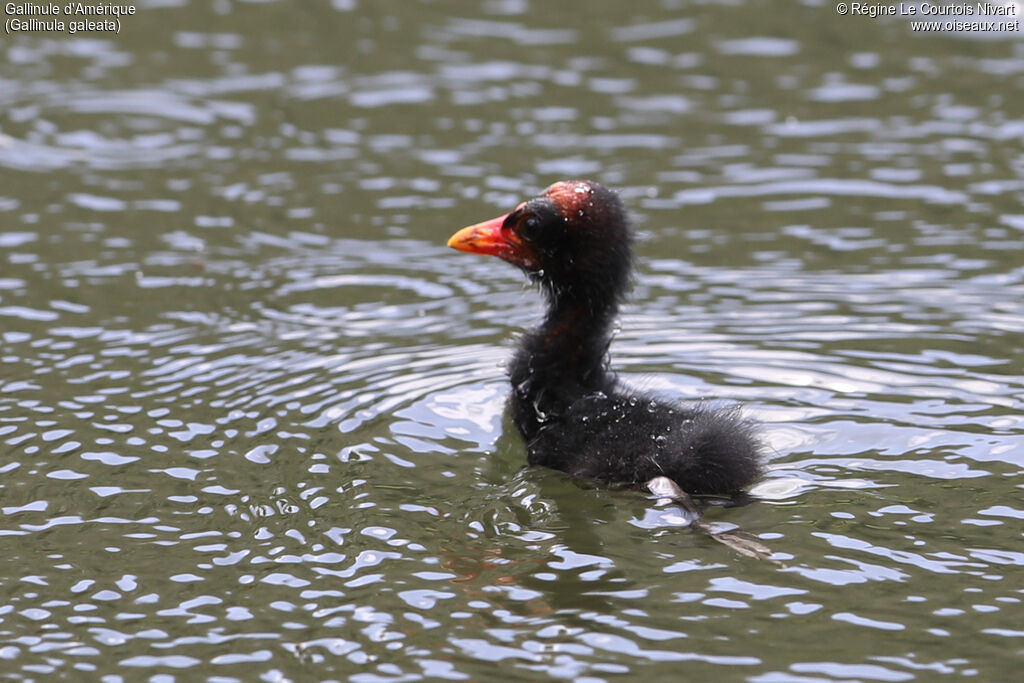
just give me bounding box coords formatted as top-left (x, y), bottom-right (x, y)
top-left (448, 180), bottom-right (763, 495)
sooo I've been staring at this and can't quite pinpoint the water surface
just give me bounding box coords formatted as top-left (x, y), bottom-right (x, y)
top-left (1, 0), bottom-right (1023, 680)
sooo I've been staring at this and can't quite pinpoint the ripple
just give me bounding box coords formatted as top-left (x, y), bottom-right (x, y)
top-left (437, 18), bottom-right (577, 45)
top-left (1, 1), bottom-right (1022, 680)
top-left (716, 37), bottom-right (800, 56)
top-left (610, 18), bottom-right (695, 42)
top-left (0, 84), bottom-right (252, 171)
top-left (672, 178), bottom-right (968, 206)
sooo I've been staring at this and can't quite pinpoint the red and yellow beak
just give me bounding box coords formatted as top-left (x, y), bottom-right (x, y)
top-left (447, 212), bottom-right (538, 270)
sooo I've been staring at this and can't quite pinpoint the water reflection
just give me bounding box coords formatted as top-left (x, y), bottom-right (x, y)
top-left (1, 0), bottom-right (1023, 680)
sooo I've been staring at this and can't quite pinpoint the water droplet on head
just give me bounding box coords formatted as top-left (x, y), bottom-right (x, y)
top-left (574, 184), bottom-right (590, 195)
top-left (532, 400), bottom-right (548, 421)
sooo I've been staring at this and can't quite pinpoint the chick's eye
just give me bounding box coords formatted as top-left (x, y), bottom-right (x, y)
top-left (513, 211), bottom-right (541, 243)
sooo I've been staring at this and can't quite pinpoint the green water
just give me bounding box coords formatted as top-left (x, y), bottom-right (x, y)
top-left (1, 1), bottom-right (1022, 680)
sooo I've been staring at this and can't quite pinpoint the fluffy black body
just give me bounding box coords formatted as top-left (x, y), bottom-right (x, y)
top-left (455, 180), bottom-right (763, 494)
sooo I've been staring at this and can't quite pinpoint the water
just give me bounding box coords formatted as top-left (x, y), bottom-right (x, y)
top-left (2, 0), bottom-right (1023, 680)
